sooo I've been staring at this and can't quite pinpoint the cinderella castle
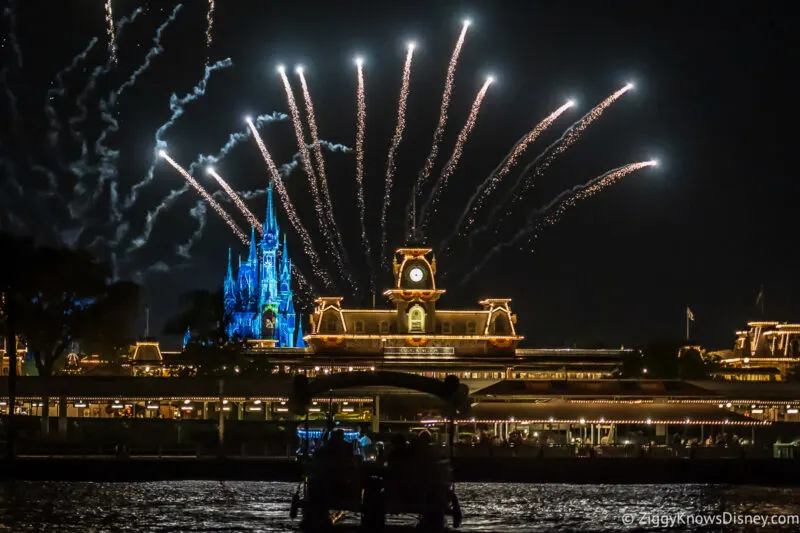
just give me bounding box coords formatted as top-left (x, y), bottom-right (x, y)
top-left (223, 183), bottom-right (304, 347)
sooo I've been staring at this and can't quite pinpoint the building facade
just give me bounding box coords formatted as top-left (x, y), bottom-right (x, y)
top-left (223, 182), bottom-right (298, 347)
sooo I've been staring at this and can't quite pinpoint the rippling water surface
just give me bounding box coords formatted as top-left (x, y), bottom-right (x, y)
top-left (1, 482), bottom-right (799, 532)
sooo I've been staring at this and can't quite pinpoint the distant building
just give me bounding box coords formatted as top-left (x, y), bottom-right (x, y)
top-left (713, 321), bottom-right (800, 381)
top-left (223, 182), bottom-right (299, 347)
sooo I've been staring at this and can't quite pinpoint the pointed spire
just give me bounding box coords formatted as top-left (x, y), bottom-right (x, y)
top-left (226, 248), bottom-right (234, 280)
top-left (265, 180), bottom-right (276, 233)
top-left (248, 225), bottom-right (257, 263)
top-left (281, 233), bottom-right (290, 277)
top-left (295, 315), bottom-right (307, 348)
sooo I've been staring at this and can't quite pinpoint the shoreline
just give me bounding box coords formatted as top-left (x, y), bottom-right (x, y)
top-left (2, 456), bottom-right (799, 485)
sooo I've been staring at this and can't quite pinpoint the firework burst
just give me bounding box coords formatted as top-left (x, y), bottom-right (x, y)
top-left (207, 167), bottom-right (262, 234)
top-left (421, 75), bottom-right (493, 226)
top-left (380, 42), bottom-right (415, 266)
top-left (457, 100), bottom-right (575, 236)
top-left (412, 20), bottom-right (470, 200)
top-left (459, 160), bottom-right (657, 285)
top-left (353, 57), bottom-right (373, 283)
top-left (159, 151), bottom-right (246, 244)
top-left (205, 0), bottom-right (215, 61)
top-left (246, 118), bottom-right (335, 290)
top-left (104, 1), bottom-right (117, 64)
top-left (514, 83), bottom-right (634, 201)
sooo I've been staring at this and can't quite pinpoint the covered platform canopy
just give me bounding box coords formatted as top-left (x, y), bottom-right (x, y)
top-left (460, 400), bottom-right (770, 426)
top-left (473, 379), bottom-right (722, 399)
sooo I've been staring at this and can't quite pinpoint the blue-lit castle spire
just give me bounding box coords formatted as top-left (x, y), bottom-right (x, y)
top-left (224, 181), bottom-right (296, 346)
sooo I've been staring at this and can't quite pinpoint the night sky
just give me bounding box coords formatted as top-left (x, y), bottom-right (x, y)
top-left (1, 1), bottom-right (797, 350)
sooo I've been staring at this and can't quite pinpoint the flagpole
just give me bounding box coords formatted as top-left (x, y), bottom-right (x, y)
top-left (686, 308), bottom-right (690, 341)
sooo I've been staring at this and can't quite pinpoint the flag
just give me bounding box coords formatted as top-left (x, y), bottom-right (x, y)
top-left (686, 307), bottom-right (695, 321)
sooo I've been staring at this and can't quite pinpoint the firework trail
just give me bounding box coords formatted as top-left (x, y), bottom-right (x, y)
top-left (111, 4), bottom-right (183, 105)
top-left (176, 200), bottom-right (207, 259)
top-left (87, 4), bottom-right (183, 216)
top-left (125, 112), bottom-right (285, 255)
top-left (379, 42), bottom-right (415, 266)
top-left (160, 151), bottom-right (247, 244)
top-left (43, 37), bottom-right (98, 144)
top-left (411, 21), bottom-right (470, 205)
top-left (421, 76), bottom-right (493, 226)
top-left (207, 167), bottom-right (262, 234)
top-left (105, 1), bottom-right (117, 64)
top-left (460, 160), bottom-right (656, 285)
top-left (126, 58), bottom-right (233, 209)
top-left (205, 0), bottom-right (215, 61)
top-left (247, 118), bottom-right (335, 291)
top-left (353, 58), bottom-right (374, 287)
top-left (296, 67), bottom-right (348, 266)
top-left (68, 7), bottom-right (143, 143)
top-left (278, 66), bottom-right (355, 294)
top-left (477, 84), bottom-right (634, 234)
top-left (440, 100), bottom-right (575, 250)
top-left (291, 264), bottom-right (315, 310)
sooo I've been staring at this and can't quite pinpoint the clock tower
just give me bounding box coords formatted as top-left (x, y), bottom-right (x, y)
top-left (384, 248), bottom-right (445, 334)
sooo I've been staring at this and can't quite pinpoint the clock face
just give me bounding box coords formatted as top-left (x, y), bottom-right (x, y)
top-left (408, 267), bottom-right (424, 283)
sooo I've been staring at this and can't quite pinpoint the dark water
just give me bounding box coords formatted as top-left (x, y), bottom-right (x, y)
top-left (1, 482), bottom-right (799, 532)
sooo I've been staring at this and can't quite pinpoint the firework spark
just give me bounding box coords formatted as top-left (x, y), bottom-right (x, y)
top-left (207, 167), bottom-right (262, 234)
top-left (205, 0), bottom-right (215, 61)
top-left (105, 1), bottom-right (117, 64)
top-left (295, 66), bottom-right (349, 266)
top-left (354, 57), bottom-right (373, 283)
top-left (476, 83), bottom-right (634, 234)
top-left (515, 83), bottom-right (634, 201)
top-left (460, 160), bottom-right (656, 285)
top-left (412, 20), bottom-right (470, 200)
top-left (159, 151), bottom-right (246, 244)
top-left (246, 118), bottom-right (335, 290)
top-left (278, 65), bottom-right (356, 295)
top-left (421, 75), bottom-right (493, 226)
top-left (445, 100), bottom-right (575, 245)
top-left (380, 41), bottom-right (415, 266)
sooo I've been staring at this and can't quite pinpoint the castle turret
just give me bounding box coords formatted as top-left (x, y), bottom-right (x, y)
top-left (223, 248), bottom-right (236, 319)
top-left (295, 315), bottom-right (307, 348)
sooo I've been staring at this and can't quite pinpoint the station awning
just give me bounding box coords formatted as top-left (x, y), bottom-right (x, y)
top-left (459, 400), bottom-right (769, 426)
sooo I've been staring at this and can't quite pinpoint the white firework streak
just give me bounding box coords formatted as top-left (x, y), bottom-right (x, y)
top-left (160, 152), bottom-right (247, 244)
top-left (460, 161), bottom-right (656, 285)
top-left (205, 0), bottom-right (215, 61)
top-left (413, 22), bottom-right (470, 197)
top-left (421, 77), bottom-right (492, 227)
top-left (247, 119), bottom-right (336, 291)
top-left (105, 1), bottom-right (117, 64)
top-left (354, 61), bottom-right (373, 284)
top-left (442, 100), bottom-right (575, 250)
top-left (124, 112), bottom-right (284, 256)
top-left (478, 84), bottom-right (634, 234)
top-left (126, 58), bottom-right (233, 209)
top-left (296, 69), bottom-right (349, 267)
top-left (278, 68), bottom-right (356, 295)
top-left (380, 43), bottom-right (414, 267)
top-left (207, 167), bottom-right (262, 234)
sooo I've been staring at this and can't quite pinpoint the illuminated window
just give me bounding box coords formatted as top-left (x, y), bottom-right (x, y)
top-left (379, 321), bottom-right (390, 334)
top-left (408, 305), bottom-right (425, 333)
top-left (354, 320), bottom-right (365, 334)
top-left (466, 321), bottom-right (476, 334)
top-left (441, 321), bottom-right (452, 334)
top-left (324, 317), bottom-right (338, 333)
